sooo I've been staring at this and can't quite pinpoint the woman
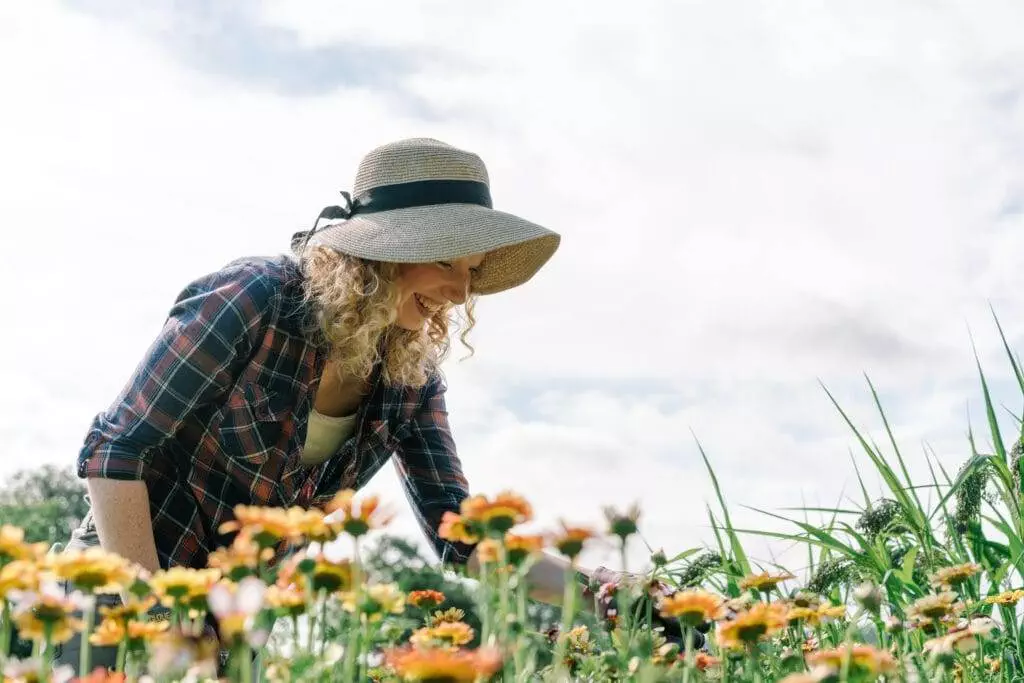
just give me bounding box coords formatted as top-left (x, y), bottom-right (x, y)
top-left (56, 137), bottom-right (634, 668)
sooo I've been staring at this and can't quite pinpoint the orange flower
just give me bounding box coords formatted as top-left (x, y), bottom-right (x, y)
top-left (549, 522), bottom-right (595, 561)
top-left (75, 669), bottom-right (127, 683)
top-left (326, 490), bottom-right (394, 538)
top-left (383, 646), bottom-right (503, 682)
top-left (715, 602), bottom-right (788, 650)
top-left (658, 590), bottom-right (725, 626)
top-left (437, 512), bottom-right (480, 545)
top-left (505, 533), bottom-right (545, 566)
top-left (218, 505), bottom-right (305, 548)
top-left (692, 652), bottom-right (720, 671)
top-left (408, 589), bottom-right (446, 610)
top-left (805, 644), bottom-right (898, 677)
top-left (460, 491), bottom-right (532, 535)
top-left (739, 570), bottom-right (795, 592)
top-left (474, 539), bottom-right (500, 564)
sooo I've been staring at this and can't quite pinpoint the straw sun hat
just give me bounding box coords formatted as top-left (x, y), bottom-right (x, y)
top-left (291, 137), bottom-right (561, 295)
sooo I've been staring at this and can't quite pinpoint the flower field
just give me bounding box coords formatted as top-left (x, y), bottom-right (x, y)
top-left (3, 325), bottom-right (1024, 682)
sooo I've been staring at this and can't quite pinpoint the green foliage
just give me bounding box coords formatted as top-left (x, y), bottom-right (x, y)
top-left (0, 464), bottom-right (88, 546)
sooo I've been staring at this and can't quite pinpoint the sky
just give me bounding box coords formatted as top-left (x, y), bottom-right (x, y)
top-left (1, 0), bottom-right (1024, 577)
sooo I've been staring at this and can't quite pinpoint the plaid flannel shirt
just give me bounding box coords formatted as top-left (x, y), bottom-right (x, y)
top-left (76, 255), bottom-right (476, 569)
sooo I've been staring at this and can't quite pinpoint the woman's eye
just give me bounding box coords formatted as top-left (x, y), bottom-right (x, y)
top-left (436, 261), bottom-right (453, 270)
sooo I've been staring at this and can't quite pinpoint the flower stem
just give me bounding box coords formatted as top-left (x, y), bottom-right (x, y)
top-left (343, 541), bottom-right (363, 681)
top-left (683, 625), bottom-right (695, 683)
top-left (553, 564), bottom-right (576, 677)
top-left (80, 594), bottom-right (96, 678)
top-left (41, 623), bottom-right (53, 683)
top-left (1, 601), bottom-right (11, 659)
top-left (115, 639), bottom-right (127, 673)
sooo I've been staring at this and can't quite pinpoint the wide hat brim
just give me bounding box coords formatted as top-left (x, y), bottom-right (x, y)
top-left (293, 202), bottom-right (561, 295)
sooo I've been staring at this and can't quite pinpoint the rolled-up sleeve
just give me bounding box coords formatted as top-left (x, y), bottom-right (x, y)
top-left (77, 264), bottom-right (276, 481)
top-left (392, 373), bottom-right (476, 565)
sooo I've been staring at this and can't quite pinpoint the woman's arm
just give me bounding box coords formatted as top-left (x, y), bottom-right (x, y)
top-left (77, 261), bottom-right (279, 567)
top-left (86, 479), bottom-right (161, 574)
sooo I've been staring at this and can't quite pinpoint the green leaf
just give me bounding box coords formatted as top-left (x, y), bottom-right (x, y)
top-left (897, 547), bottom-right (918, 583)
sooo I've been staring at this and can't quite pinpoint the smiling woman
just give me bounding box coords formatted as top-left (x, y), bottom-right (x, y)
top-left (53, 137), bottom-right (638, 671)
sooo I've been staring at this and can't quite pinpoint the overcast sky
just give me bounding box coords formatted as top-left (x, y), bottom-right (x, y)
top-left (2, 0), bottom-right (1023, 575)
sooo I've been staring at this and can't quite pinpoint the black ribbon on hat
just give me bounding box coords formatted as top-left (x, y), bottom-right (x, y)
top-left (291, 179), bottom-right (493, 252)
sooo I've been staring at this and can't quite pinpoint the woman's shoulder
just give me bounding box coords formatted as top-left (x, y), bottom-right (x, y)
top-left (177, 254), bottom-right (302, 304)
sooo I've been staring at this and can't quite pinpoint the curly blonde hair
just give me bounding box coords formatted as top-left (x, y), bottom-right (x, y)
top-left (299, 246), bottom-right (477, 388)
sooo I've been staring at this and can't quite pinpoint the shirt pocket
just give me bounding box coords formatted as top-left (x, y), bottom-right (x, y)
top-left (220, 381), bottom-right (294, 466)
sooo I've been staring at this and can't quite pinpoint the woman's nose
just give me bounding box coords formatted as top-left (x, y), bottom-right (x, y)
top-left (441, 273), bottom-right (470, 305)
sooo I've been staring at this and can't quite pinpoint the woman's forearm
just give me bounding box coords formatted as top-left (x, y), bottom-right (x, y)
top-left (85, 478), bottom-right (161, 575)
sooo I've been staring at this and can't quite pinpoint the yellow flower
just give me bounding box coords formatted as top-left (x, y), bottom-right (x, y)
top-left (0, 525), bottom-right (47, 565)
top-left (45, 547), bottom-right (136, 594)
top-left (715, 602), bottom-right (788, 650)
top-left (383, 646), bottom-right (503, 682)
top-left (428, 607), bottom-right (467, 628)
top-left (560, 625), bottom-right (594, 655)
top-left (127, 619), bottom-right (170, 642)
top-left (98, 595), bottom-right (158, 626)
top-left (343, 583), bottom-right (405, 622)
top-left (437, 512), bottom-right (480, 545)
top-left (306, 556), bottom-right (353, 594)
top-left (410, 621), bottom-right (475, 648)
top-left (805, 644), bottom-right (898, 678)
top-left (739, 571), bottom-right (796, 592)
top-left (549, 522), bottom-right (596, 561)
top-left (265, 583), bottom-right (306, 618)
top-left (658, 590), bottom-right (724, 626)
top-left (459, 491), bottom-right (532, 536)
top-left (292, 508), bottom-right (342, 544)
top-left (207, 530), bottom-right (271, 581)
top-left (14, 593), bottom-right (84, 644)
top-left (0, 560), bottom-right (39, 599)
top-left (983, 589), bottom-right (1024, 605)
top-left (89, 618), bottom-right (127, 647)
top-left (149, 567), bottom-right (221, 609)
top-left (907, 591), bottom-right (962, 621)
top-left (326, 490), bottom-right (394, 538)
top-left (408, 590), bottom-right (446, 610)
top-left (788, 603), bottom-right (847, 626)
top-left (929, 562), bottom-right (981, 589)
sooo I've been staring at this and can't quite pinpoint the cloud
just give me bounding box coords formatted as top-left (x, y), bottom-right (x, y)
top-left (2, 0), bottom-right (1024, 575)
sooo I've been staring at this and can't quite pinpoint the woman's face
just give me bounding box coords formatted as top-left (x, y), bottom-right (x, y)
top-left (394, 254), bottom-right (485, 330)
